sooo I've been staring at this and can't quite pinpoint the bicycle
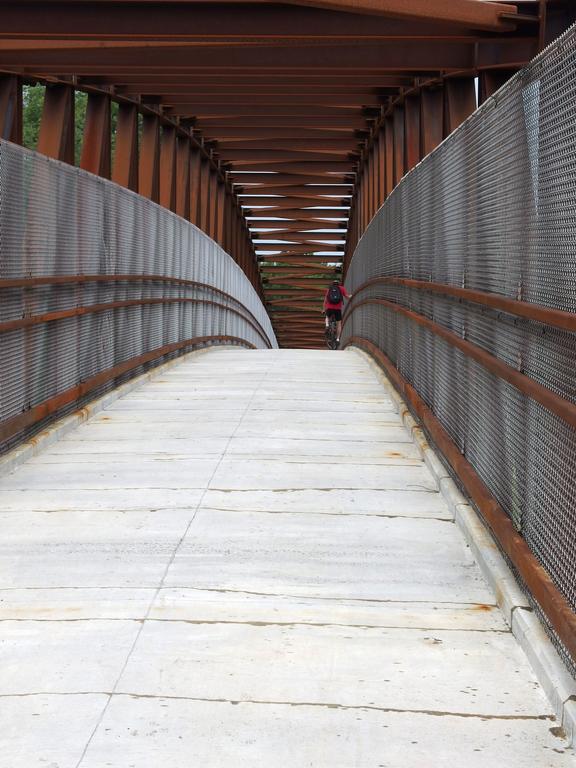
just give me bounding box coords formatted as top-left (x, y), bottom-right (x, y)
top-left (324, 314), bottom-right (339, 350)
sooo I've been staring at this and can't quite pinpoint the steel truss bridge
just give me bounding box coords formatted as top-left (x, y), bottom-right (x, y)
top-left (0, 0), bottom-right (575, 764)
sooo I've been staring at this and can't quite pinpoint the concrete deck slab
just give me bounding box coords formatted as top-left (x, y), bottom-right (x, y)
top-left (0, 347), bottom-right (572, 767)
top-left (165, 509), bottom-right (492, 603)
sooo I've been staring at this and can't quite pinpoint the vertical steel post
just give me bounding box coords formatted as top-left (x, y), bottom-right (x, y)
top-left (216, 180), bottom-right (226, 245)
top-left (160, 125), bottom-right (177, 212)
top-left (377, 127), bottom-right (386, 207)
top-left (393, 106), bottom-right (405, 187)
top-left (139, 113), bottom-right (160, 202)
top-left (444, 77), bottom-right (476, 136)
top-left (0, 75), bottom-right (22, 144)
top-left (384, 116), bottom-right (394, 197)
top-left (478, 70), bottom-right (515, 105)
top-left (175, 135), bottom-right (191, 220)
top-left (80, 92), bottom-right (111, 178)
top-left (112, 102), bottom-right (139, 192)
top-left (189, 148), bottom-right (202, 226)
top-left (199, 156), bottom-right (211, 233)
top-left (208, 166), bottom-right (219, 240)
top-left (420, 88), bottom-right (444, 158)
top-left (38, 84), bottom-right (74, 164)
top-left (404, 93), bottom-right (421, 171)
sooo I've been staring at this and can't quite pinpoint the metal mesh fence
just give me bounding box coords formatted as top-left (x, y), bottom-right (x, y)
top-left (343, 25), bottom-right (576, 674)
top-left (0, 138), bottom-right (277, 453)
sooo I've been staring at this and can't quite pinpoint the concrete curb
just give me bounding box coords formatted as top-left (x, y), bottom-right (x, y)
top-left (349, 346), bottom-right (576, 744)
top-left (0, 345), bottom-right (218, 480)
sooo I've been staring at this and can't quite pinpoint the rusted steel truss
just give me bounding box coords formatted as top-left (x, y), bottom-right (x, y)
top-left (0, 0), bottom-right (564, 346)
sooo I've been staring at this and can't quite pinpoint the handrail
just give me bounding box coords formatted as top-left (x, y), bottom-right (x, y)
top-left (344, 335), bottom-right (576, 665)
top-left (344, 297), bottom-right (576, 429)
top-left (347, 276), bottom-right (576, 333)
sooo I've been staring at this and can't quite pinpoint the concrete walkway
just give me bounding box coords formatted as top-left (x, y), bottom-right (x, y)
top-left (0, 348), bottom-right (572, 767)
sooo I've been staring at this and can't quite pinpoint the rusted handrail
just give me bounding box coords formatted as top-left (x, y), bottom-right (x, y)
top-left (348, 277), bottom-right (576, 333)
top-left (344, 297), bottom-right (576, 429)
top-left (0, 275), bottom-right (272, 348)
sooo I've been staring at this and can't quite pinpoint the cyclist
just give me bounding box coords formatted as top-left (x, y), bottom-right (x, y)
top-left (323, 280), bottom-right (351, 345)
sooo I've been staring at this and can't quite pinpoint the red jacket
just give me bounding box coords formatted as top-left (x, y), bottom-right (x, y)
top-left (324, 284), bottom-right (349, 310)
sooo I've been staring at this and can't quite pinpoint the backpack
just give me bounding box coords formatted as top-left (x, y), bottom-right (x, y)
top-left (327, 285), bottom-right (342, 304)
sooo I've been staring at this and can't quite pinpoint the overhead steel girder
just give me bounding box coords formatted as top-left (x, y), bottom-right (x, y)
top-left (219, 138), bottom-right (360, 148)
top-left (86, 75), bottom-right (416, 87)
top-left (235, 175), bottom-right (354, 185)
top-left (241, 186), bottom-right (352, 196)
top-left (159, 94), bottom-right (388, 106)
top-left (200, 117), bottom-right (370, 129)
top-left (221, 151), bottom-right (354, 162)
top-left (0, 3), bottom-right (519, 39)
top-left (230, 164), bottom-right (353, 175)
top-left (0, 39), bottom-right (537, 72)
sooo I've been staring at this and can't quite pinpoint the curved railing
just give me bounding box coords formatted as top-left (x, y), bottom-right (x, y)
top-left (342, 24), bottom-right (576, 674)
top-left (0, 138), bottom-right (277, 453)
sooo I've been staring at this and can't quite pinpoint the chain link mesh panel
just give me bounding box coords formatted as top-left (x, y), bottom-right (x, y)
top-left (0, 139), bottom-right (277, 453)
top-left (343, 25), bottom-right (576, 674)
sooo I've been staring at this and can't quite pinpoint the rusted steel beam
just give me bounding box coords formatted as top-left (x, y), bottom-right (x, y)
top-left (404, 92), bottom-right (421, 171)
top-left (444, 76), bottom-right (476, 135)
top-left (0, 3), bottom-right (517, 38)
top-left (162, 93), bottom-right (386, 106)
top-left (277, 0), bottom-right (518, 30)
top-left (0, 336), bottom-right (256, 447)
top-left (139, 112), bottom-right (160, 202)
top-left (392, 105), bottom-right (405, 186)
top-left (189, 147), bottom-right (202, 226)
top-left (0, 74), bottom-right (22, 143)
top-left (247, 197), bottom-right (350, 209)
top-left (233, 174), bottom-right (354, 186)
top-left (208, 166), bottom-right (218, 239)
top-left (199, 156), bottom-right (212, 233)
top-left (201, 116), bottom-right (369, 129)
top-left (420, 87), bottom-right (443, 157)
top-left (478, 68), bottom-right (516, 104)
top-left (0, 40), bottom-right (526, 71)
top-left (384, 115), bottom-right (395, 197)
top-left (220, 138), bottom-right (359, 150)
top-left (213, 129), bottom-right (362, 140)
top-left (138, 86), bottom-right (398, 97)
top-left (0, 274), bottom-right (270, 342)
top-left (175, 135), bottom-right (191, 220)
top-left (345, 336), bottom-right (576, 666)
top-left (215, 175), bottom-right (226, 243)
top-left (0, 297), bottom-right (270, 347)
top-left (376, 127), bottom-right (386, 206)
top-left (242, 196), bottom-right (349, 207)
top-left (159, 124), bottom-right (178, 211)
top-left (37, 83), bottom-right (74, 163)
top-left (87, 74), bottom-right (415, 87)
top-left (231, 163), bottom-right (353, 175)
top-left (353, 276), bottom-right (576, 333)
top-left (112, 102), bottom-right (139, 191)
top-left (224, 152), bottom-right (353, 164)
top-left (80, 92), bottom-right (111, 178)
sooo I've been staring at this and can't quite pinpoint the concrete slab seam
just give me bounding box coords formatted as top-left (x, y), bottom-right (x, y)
top-left (0, 346), bottom-right (222, 479)
top-left (348, 346), bottom-right (575, 744)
